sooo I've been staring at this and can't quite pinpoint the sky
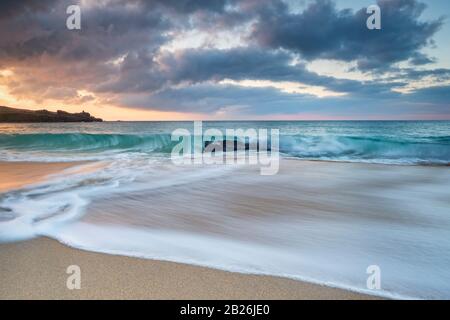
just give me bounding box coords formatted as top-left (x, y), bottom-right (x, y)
top-left (0, 0), bottom-right (449, 120)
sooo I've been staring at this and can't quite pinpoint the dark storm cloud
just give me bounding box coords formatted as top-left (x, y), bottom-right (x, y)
top-left (94, 46), bottom-right (403, 98)
top-left (158, 48), bottom-right (295, 83)
top-left (134, 0), bottom-right (232, 13)
top-left (95, 50), bottom-right (166, 93)
top-left (95, 48), bottom-right (308, 94)
top-left (0, 0), bottom-right (58, 18)
top-left (0, 0), bottom-right (443, 77)
top-left (251, 0), bottom-right (444, 70)
top-left (157, 47), bottom-right (403, 95)
top-left (120, 82), bottom-right (449, 119)
top-left (0, 0), bottom-right (176, 98)
top-left (0, 0), bottom-right (241, 66)
top-left (0, 0), bottom-right (171, 62)
top-left (0, 0), bottom-right (448, 119)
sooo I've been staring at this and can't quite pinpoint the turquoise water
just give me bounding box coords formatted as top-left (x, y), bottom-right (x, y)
top-left (0, 121), bottom-right (449, 164)
top-left (1, 121), bottom-right (450, 299)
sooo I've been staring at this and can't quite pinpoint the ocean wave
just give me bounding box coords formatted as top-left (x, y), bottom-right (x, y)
top-left (0, 133), bottom-right (173, 151)
top-left (279, 135), bottom-right (450, 165)
top-left (0, 132), bottom-right (448, 164)
top-left (2, 159), bottom-right (449, 299)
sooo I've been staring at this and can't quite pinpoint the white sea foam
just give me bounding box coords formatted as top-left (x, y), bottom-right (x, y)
top-left (1, 158), bottom-right (449, 299)
top-left (49, 222), bottom-right (415, 300)
top-left (1, 121), bottom-right (449, 298)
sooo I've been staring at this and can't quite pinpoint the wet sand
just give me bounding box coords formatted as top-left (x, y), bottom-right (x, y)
top-left (0, 162), bottom-right (85, 193)
top-left (0, 161), bottom-right (375, 299)
top-left (0, 237), bottom-right (375, 299)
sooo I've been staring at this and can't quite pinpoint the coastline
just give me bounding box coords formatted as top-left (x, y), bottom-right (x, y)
top-left (0, 162), bottom-right (87, 193)
top-left (0, 237), bottom-right (376, 299)
top-left (0, 160), bottom-right (377, 299)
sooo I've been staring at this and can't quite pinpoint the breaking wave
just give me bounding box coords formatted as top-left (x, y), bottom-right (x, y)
top-left (0, 132), bottom-right (448, 164)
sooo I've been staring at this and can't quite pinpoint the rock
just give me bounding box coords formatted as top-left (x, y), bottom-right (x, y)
top-left (0, 106), bottom-right (103, 122)
top-left (204, 138), bottom-right (271, 152)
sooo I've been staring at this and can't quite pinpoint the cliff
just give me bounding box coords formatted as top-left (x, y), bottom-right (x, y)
top-left (0, 106), bottom-right (103, 123)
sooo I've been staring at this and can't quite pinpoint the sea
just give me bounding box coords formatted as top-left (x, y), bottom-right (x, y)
top-left (0, 120), bottom-right (449, 299)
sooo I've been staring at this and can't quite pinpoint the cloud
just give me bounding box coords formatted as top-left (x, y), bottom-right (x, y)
top-left (118, 81), bottom-right (449, 119)
top-left (96, 46), bottom-right (403, 98)
top-left (119, 82), bottom-right (331, 114)
top-left (250, 0), bottom-right (444, 70)
top-left (0, 1), bottom-right (171, 62)
top-left (133, 0), bottom-right (233, 14)
top-left (0, 0), bottom-right (58, 18)
top-left (0, 0), bottom-right (448, 119)
top-left (408, 85), bottom-right (450, 104)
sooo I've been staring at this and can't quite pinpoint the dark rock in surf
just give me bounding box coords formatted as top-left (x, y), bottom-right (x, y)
top-left (204, 139), bottom-right (271, 153)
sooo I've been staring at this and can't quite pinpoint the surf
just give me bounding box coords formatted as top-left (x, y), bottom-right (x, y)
top-left (0, 130), bottom-right (448, 165)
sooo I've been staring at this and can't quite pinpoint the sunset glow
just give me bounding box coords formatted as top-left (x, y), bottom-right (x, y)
top-left (0, 0), bottom-right (449, 120)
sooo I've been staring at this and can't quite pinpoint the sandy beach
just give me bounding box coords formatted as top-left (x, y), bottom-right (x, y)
top-left (0, 162), bottom-right (85, 193)
top-left (2, 158), bottom-right (449, 299)
top-left (0, 237), bottom-right (374, 299)
top-left (0, 161), bottom-right (376, 299)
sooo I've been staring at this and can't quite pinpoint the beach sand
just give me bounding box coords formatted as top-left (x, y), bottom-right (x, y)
top-left (0, 161), bottom-right (375, 299)
top-left (0, 237), bottom-right (375, 299)
top-left (0, 162), bottom-right (85, 193)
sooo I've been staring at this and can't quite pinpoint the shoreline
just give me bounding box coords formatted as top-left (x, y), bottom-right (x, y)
top-left (0, 160), bottom-right (379, 299)
top-left (0, 161), bottom-right (88, 193)
top-left (0, 237), bottom-right (377, 299)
